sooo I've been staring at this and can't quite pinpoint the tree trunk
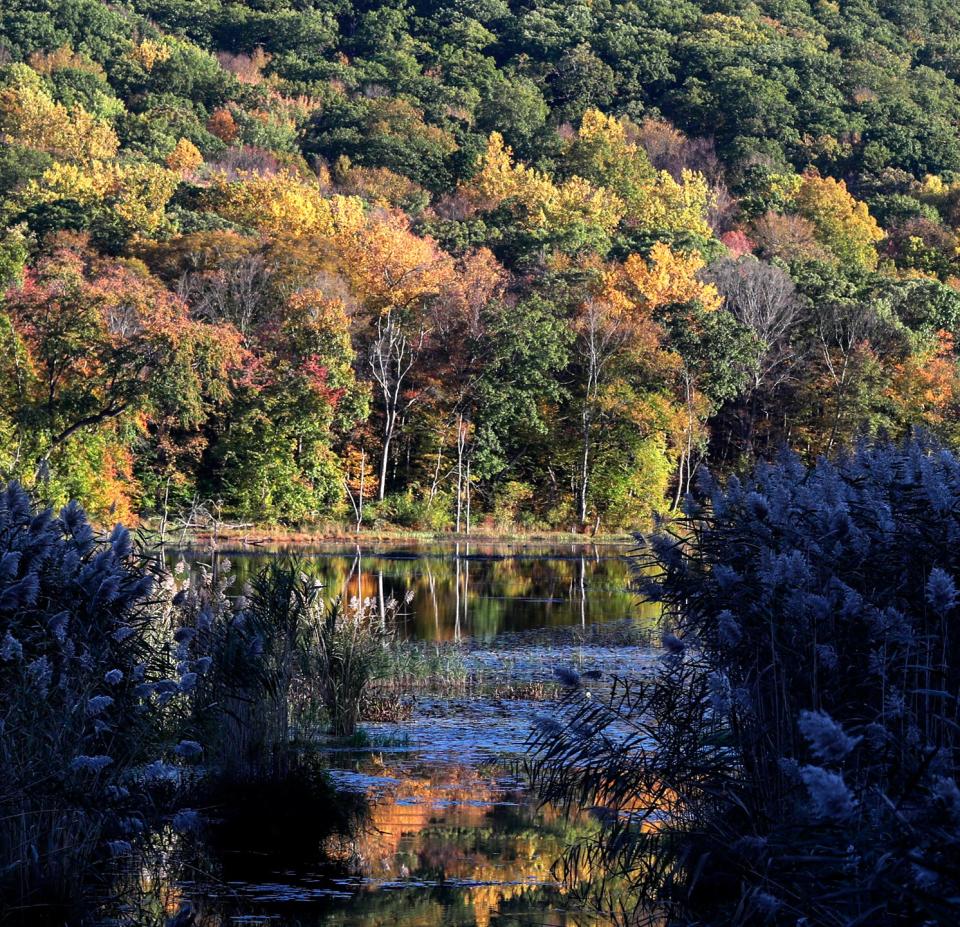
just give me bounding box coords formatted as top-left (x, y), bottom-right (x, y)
top-left (579, 409), bottom-right (591, 530)
top-left (378, 413), bottom-right (394, 501)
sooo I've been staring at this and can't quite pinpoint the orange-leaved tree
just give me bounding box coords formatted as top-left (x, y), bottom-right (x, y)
top-left (1, 236), bottom-right (243, 517)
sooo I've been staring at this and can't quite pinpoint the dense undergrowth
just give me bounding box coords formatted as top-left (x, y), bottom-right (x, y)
top-left (530, 437), bottom-right (960, 926)
top-left (0, 481), bottom-right (397, 922)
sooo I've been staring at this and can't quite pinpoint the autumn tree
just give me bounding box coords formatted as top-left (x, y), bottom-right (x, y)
top-left (204, 171), bottom-right (365, 239)
top-left (1, 237), bottom-right (242, 517)
top-left (213, 288), bottom-right (366, 522)
top-left (794, 172), bottom-right (885, 271)
top-left (562, 242), bottom-right (724, 530)
top-left (0, 64), bottom-right (119, 164)
top-left (333, 212), bottom-right (454, 499)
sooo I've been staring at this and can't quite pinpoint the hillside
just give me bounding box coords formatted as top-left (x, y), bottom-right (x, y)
top-left (2, 0), bottom-right (960, 529)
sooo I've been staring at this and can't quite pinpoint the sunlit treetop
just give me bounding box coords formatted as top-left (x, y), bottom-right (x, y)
top-left (203, 171), bottom-right (366, 239)
top-left (0, 64), bottom-right (118, 164)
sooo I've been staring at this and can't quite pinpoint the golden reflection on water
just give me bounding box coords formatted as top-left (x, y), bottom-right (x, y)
top-left (120, 760), bottom-right (611, 927)
top-left (322, 758), bottom-right (602, 927)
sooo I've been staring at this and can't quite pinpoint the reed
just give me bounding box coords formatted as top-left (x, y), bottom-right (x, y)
top-left (529, 438), bottom-right (960, 926)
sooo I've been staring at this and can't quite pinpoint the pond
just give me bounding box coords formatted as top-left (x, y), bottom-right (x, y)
top-left (173, 539), bottom-right (659, 640)
top-left (112, 542), bottom-right (660, 927)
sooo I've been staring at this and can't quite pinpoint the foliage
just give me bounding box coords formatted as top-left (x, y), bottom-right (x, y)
top-left (0, 237), bottom-right (242, 520)
top-left (0, 0), bottom-right (959, 531)
top-left (531, 438), bottom-right (960, 925)
top-left (0, 483), bottom-right (198, 910)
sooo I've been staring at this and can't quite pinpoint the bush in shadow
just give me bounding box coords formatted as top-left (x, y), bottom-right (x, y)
top-left (529, 438), bottom-right (960, 926)
top-left (0, 491), bottom-right (378, 921)
top-left (0, 484), bottom-right (201, 917)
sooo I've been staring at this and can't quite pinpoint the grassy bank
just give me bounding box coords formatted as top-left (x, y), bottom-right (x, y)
top-left (142, 517), bottom-right (636, 549)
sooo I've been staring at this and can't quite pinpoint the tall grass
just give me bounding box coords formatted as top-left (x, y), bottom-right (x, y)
top-left (182, 558), bottom-right (400, 759)
top-left (306, 594), bottom-right (403, 736)
top-left (0, 487), bottom-right (389, 920)
top-left (529, 438), bottom-right (960, 926)
top-left (0, 484), bottom-right (201, 917)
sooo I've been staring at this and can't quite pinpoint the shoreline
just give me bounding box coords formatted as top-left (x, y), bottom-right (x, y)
top-left (147, 522), bottom-right (638, 549)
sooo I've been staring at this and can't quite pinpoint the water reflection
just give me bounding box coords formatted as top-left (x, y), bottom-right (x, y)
top-left (172, 541), bottom-right (654, 641)
top-left (113, 745), bottom-right (607, 927)
top-left (105, 656), bottom-right (662, 927)
top-left (105, 543), bottom-right (658, 927)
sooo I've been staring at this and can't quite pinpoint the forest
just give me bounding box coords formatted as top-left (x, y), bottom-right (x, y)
top-left (4, 0), bottom-right (960, 531)
top-left (3, 3), bottom-right (960, 926)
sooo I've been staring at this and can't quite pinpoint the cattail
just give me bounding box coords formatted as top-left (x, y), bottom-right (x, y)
top-left (86, 695), bottom-right (114, 715)
top-left (141, 760), bottom-right (180, 784)
top-left (535, 714), bottom-right (562, 736)
top-left (48, 610), bottom-right (69, 641)
top-left (815, 644), bottom-right (838, 672)
top-left (0, 572), bottom-right (39, 610)
top-left (931, 776), bottom-right (960, 824)
top-left (717, 610), bottom-right (741, 647)
top-left (173, 740), bottom-right (203, 759)
top-left (26, 656), bottom-right (51, 695)
top-left (0, 550), bottom-right (21, 582)
top-left (750, 891), bottom-right (781, 915)
top-left (106, 840), bottom-right (133, 857)
top-left (662, 632), bottom-right (685, 655)
top-left (925, 567), bottom-right (957, 616)
top-left (172, 809), bottom-right (201, 832)
top-left (554, 666), bottom-right (581, 687)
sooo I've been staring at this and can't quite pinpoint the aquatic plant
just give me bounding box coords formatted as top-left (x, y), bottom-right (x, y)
top-left (308, 593), bottom-right (402, 736)
top-left (529, 437), bottom-right (960, 926)
top-left (174, 557), bottom-right (326, 780)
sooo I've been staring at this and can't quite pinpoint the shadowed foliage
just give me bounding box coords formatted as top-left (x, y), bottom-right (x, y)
top-left (530, 437), bottom-right (960, 926)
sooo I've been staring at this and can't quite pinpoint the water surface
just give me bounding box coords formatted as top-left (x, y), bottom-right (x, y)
top-left (174, 540), bottom-right (653, 641)
top-left (120, 541), bottom-right (658, 927)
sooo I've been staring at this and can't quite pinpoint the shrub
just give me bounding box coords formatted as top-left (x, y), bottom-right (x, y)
top-left (174, 558), bottom-right (325, 782)
top-left (530, 438), bottom-right (960, 926)
top-left (183, 558), bottom-right (398, 753)
top-left (308, 594), bottom-right (400, 736)
top-left (0, 483), bottom-right (198, 912)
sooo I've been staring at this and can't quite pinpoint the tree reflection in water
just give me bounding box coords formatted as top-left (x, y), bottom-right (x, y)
top-left (107, 754), bottom-right (611, 927)
top-left (103, 543), bottom-right (658, 927)
top-left (172, 541), bottom-right (655, 642)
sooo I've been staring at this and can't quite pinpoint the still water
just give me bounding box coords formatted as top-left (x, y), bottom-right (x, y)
top-left (175, 540), bottom-right (654, 640)
top-left (126, 542), bottom-right (657, 927)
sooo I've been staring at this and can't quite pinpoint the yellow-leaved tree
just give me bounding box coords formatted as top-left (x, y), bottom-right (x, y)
top-left (616, 242), bottom-right (722, 312)
top-left (794, 171), bottom-right (884, 271)
top-left (333, 211), bottom-right (455, 499)
top-left (563, 109), bottom-right (715, 240)
top-left (18, 161), bottom-right (179, 236)
top-left (467, 132), bottom-right (624, 240)
top-left (0, 64), bottom-right (118, 164)
top-left (165, 138), bottom-right (203, 174)
top-left (206, 171), bottom-right (365, 238)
